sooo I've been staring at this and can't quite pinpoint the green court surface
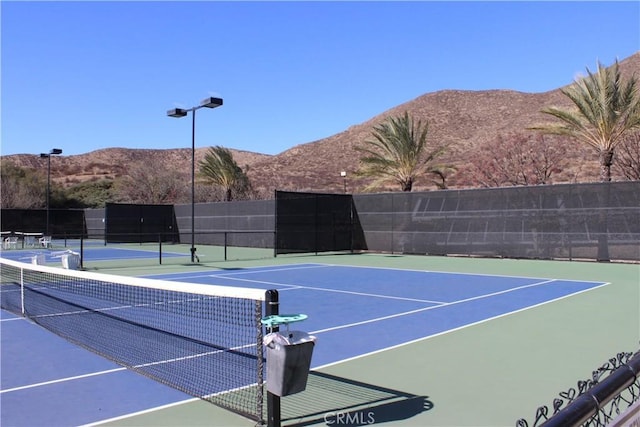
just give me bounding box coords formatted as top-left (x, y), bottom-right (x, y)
top-left (87, 252), bottom-right (639, 427)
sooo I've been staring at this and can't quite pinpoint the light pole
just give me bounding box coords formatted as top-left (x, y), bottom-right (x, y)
top-left (167, 97), bottom-right (223, 262)
top-left (40, 148), bottom-right (63, 236)
top-left (340, 171), bottom-right (347, 193)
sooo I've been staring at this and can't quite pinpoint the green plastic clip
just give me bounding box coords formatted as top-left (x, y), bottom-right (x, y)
top-left (261, 314), bottom-right (308, 329)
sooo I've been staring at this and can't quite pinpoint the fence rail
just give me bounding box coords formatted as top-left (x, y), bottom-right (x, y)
top-left (517, 350), bottom-right (640, 427)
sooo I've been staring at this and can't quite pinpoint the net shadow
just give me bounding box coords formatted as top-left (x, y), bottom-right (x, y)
top-left (280, 371), bottom-right (433, 426)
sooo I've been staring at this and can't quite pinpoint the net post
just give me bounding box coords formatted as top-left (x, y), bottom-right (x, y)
top-left (265, 289), bottom-right (281, 427)
top-left (158, 233), bottom-right (162, 265)
top-left (19, 266), bottom-right (25, 315)
top-left (80, 236), bottom-right (84, 269)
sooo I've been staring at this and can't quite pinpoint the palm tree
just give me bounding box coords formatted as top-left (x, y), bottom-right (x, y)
top-left (356, 112), bottom-right (447, 191)
top-left (198, 146), bottom-right (250, 201)
top-left (533, 60), bottom-right (640, 181)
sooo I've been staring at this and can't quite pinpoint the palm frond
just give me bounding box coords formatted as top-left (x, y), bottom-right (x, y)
top-left (534, 60), bottom-right (640, 162)
top-left (198, 146), bottom-right (249, 200)
top-left (355, 111), bottom-right (446, 191)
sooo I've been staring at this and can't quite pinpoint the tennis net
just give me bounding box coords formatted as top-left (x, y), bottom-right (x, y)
top-left (0, 257), bottom-right (274, 423)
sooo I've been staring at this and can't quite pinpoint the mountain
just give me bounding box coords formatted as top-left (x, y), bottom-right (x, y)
top-left (4, 148), bottom-right (272, 185)
top-left (245, 52), bottom-right (639, 192)
top-left (3, 52), bottom-right (639, 196)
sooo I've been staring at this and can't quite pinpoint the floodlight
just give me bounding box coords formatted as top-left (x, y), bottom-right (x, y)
top-left (200, 97), bottom-right (223, 109)
top-left (167, 108), bottom-right (188, 118)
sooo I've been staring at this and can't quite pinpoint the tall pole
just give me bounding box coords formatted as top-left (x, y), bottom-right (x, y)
top-left (191, 109), bottom-right (197, 263)
top-left (167, 97), bottom-right (222, 263)
top-left (46, 154), bottom-right (51, 236)
top-left (41, 148), bottom-right (61, 236)
top-left (265, 289), bottom-right (281, 427)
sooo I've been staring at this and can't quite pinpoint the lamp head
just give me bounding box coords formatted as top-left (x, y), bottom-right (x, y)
top-left (167, 108), bottom-right (188, 118)
top-left (200, 97), bottom-right (223, 109)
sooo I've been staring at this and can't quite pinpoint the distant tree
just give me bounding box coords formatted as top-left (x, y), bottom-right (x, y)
top-left (355, 111), bottom-right (447, 191)
top-left (532, 60), bottom-right (640, 181)
top-left (115, 161), bottom-right (187, 204)
top-left (468, 133), bottom-right (569, 187)
top-left (528, 134), bottom-right (571, 185)
top-left (198, 146), bottom-right (252, 201)
top-left (616, 131), bottom-right (640, 180)
top-left (65, 180), bottom-right (115, 208)
top-left (0, 161), bottom-right (46, 208)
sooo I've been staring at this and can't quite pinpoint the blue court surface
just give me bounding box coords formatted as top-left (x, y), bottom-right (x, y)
top-left (1, 263), bottom-right (607, 426)
top-left (0, 246), bottom-right (186, 263)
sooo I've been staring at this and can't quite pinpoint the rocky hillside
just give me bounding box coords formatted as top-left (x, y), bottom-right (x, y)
top-left (5, 147), bottom-right (273, 186)
top-left (246, 52), bottom-right (639, 192)
top-left (4, 52), bottom-right (639, 195)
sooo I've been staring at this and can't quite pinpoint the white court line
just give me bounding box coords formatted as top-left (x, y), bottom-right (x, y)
top-left (309, 278), bottom-right (559, 335)
top-left (321, 262), bottom-right (609, 284)
top-left (78, 398), bottom-right (201, 427)
top-left (0, 317), bottom-right (23, 322)
top-left (211, 264), bottom-right (331, 276)
top-left (313, 282), bottom-right (611, 370)
top-left (0, 367), bottom-right (127, 394)
top-left (220, 275), bottom-right (446, 304)
top-left (135, 264), bottom-right (331, 290)
top-left (143, 263), bottom-right (330, 282)
top-left (209, 276), bottom-right (302, 291)
top-left (1, 337), bottom-right (257, 394)
top-left (79, 376), bottom-right (262, 427)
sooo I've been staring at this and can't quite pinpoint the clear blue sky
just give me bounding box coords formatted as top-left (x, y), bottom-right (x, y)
top-left (1, 1), bottom-right (638, 157)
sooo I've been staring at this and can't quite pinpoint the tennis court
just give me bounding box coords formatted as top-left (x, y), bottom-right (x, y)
top-left (0, 242), bottom-right (188, 264)
top-left (1, 251), bottom-right (638, 426)
top-left (148, 263), bottom-right (605, 366)
top-left (0, 238), bottom-right (277, 269)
